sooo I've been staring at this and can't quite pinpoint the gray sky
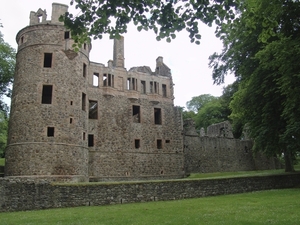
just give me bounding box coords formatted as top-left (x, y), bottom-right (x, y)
top-left (0, 0), bottom-right (235, 108)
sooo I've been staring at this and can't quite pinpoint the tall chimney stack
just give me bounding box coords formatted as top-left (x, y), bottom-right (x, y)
top-left (113, 36), bottom-right (125, 68)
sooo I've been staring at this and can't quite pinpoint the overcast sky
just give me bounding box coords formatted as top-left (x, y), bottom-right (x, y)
top-left (0, 0), bottom-right (235, 108)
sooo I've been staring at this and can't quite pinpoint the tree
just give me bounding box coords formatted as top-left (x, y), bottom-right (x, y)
top-left (210, 0), bottom-right (300, 172)
top-left (194, 97), bottom-right (224, 130)
top-left (0, 111), bottom-right (8, 157)
top-left (186, 94), bottom-right (216, 112)
top-left (0, 25), bottom-right (15, 114)
top-left (60, 0), bottom-right (240, 46)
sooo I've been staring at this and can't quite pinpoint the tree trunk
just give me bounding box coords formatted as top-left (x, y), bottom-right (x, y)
top-left (284, 149), bottom-right (295, 172)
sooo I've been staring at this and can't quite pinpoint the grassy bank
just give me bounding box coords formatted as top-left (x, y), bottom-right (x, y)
top-left (1, 189), bottom-right (299, 225)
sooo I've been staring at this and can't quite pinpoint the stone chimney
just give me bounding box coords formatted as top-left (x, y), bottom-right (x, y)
top-left (113, 36), bottom-right (125, 68)
top-left (51, 3), bottom-right (68, 24)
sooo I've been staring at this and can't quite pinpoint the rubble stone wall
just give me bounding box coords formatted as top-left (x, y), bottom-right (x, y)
top-left (1, 173), bottom-right (299, 212)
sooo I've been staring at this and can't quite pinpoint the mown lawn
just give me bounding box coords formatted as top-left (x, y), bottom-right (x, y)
top-left (1, 189), bottom-right (300, 225)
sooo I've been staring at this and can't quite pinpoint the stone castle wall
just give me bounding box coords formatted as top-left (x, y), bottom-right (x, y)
top-left (1, 173), bottom-right (299, 212)
top-left (5, 3), bottom-right (184, 182)
top-left (183, 120), bottom-right (282, 174)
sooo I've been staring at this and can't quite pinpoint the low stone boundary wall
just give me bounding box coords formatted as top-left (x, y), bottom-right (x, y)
top-left (1, 173), bottom-right (300, 212)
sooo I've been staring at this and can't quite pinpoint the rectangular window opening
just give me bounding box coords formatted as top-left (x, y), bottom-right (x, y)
top-left (162, 84), bottom-right (167, 97)
top-left (135, 139), bottom-right (140, 149)
top-left (155, 82), bottom-right (159, 94)
top-left (108, 74), bottom-right (114, 87)
top-left (154, 108), bottom-right (162, 125)
top-left (83, 132), bottom-right (86, 140)
top-left (103, 74), bottom-right (107, 86)
top-left (64, 31), bottom-right (70, 39)
top-left (43, 53), bottom-right (52, 68)
top-left (127, 78), bottom-right (130, 90)
top-left (141, 80), bottom-right (146, 94)
top-left (93, 73), bottom-right (99, 87)
top-left (88, 134), bottom-right (94, 147)
top-left (89, 100), bottom-right (98, 119)
top-left (84, 43), bottom-right (87, 50)
top-left (157, 139), bottom-right (162, 149)
top-left (83, 63), bottom-right (87, 77)
top-left (47, 127), bottom-right (54, 137)
top-left (82, 93), bottom-right (86, 111)
top-left (165, 140), bottom-right (170, 143)
top-left (41, 85), bottom-right (53, 104)
top-left (132, 105), bottom-right (140, 123)
top-left (150, 81), bottom-right (153, 93)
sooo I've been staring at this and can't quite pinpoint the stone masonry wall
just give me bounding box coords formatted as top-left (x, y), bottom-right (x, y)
top-left (0, 173), bottom-right (299, 212)
top-left (184, 136), bottom-right (281, 174)
top-left (183, 120), bottom-right (282, 174)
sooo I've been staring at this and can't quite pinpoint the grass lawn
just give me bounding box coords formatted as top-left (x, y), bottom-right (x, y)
top-left (0, 189), bottom-right (299, 225)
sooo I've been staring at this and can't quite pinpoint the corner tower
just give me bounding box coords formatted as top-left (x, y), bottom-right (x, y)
top-left (5, 3), bottom-right (90, 182)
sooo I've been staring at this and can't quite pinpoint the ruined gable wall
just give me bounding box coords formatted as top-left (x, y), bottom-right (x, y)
top-left (87, 63), bottom-right (184, 181)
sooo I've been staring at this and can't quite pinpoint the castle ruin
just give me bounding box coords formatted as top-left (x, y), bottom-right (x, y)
top-left (4, 3), bottom-right (281, 183)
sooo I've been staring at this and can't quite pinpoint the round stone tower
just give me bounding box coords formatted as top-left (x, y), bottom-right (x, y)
top-left (5, 3), bottom-right (90, 182)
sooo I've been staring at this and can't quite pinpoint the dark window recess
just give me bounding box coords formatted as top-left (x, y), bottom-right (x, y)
top-left (88, 134), bottom-right (94, 147)
top-left (82, 93), bottom-right (86, 111)
top-left (47, 127), bottom-right (54, 137)
top-left (150, 81), bottom-right (159, 94)
top-left (43, 53), bottom-right (52, 68)
top-left (83, 132), bottom-right (86, 140)
top-left (135, 139), bottom-right (140, 149)
top-left (83, 63), bottom-right (87, 77)
top-left (64, 31), bottom-right (70, 39)
top-left (157, 139), bottom-right (162, 149)
top-left (84, 43), bottom-right (87, 50)
top-left (154, 108), bottom-right (162, 125)
top-left (89, 100), bottom-right (98, 119)
top-left (70, 118), bottom-right (73, 124)
top-left (132, 105), bottom-right (140, 123)
top-left (165, 140), bottom-right (170, 143)
top-left (162, 84), bottom-right (167, 97)
top-left (41, 85), bottom-right (53, 104)
top-left (127, 78), bottom-right (137, 90)
top-left (141, 80), bottom-right (146, 94)
top-left (103, 74), bottom-right (114, 87)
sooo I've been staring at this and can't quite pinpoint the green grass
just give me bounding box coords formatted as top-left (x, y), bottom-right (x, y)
top-left (0, 158), bottom-right (4, 166)
top-left (0, 189), bottom-right (299, 225)
top-left (187, 169), bottom-right (287, 180)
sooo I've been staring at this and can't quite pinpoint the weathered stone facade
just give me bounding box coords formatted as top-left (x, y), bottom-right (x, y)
top-left (5, 3), bottom-right (282, 183)
top-left (5, 3), bottom-right (184, 182)
top-left (184, 120), bottom-right (282, 174)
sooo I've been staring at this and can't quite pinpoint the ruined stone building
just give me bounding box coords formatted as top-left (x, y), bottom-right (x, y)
top-left (5, 3), bottom-right (184, 182)
top-left (4, 3), bottom-right (281, 183)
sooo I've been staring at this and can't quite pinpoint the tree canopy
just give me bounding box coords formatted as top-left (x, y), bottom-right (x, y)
top-left (0, 26), bottom-right (15, 114)
top-left (210, 0), bottom-right (300, 171)
top-left (60, 0), bottom-right (240, 46)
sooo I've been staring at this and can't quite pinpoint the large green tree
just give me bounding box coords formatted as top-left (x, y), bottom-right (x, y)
top-left (210, 0), bottom-right (300, 172)
top-left (60, 0), bottom-right (240, 46)
top-left (0, 26), bottom-right (15, 114)
top-left (186, 94), bottom-right (216, 112)
top-left (0, 111), bottom-right (8, 157)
